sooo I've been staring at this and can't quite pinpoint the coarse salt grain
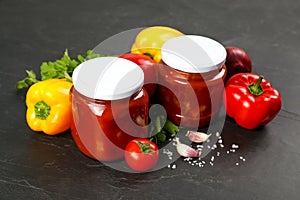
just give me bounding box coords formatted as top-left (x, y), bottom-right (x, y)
top-left (239, 156), bottom-right (246, 162)
top-left (240, 157), bottom-right (246, 162)
top-left (230, 149), bottom-right (236, 153)
top-left (163, 149), bottom-right (173, 160)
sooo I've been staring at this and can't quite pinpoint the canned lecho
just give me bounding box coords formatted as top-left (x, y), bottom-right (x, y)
top-left (70, 57), bottom-right (149, 161)
top-left (157, 35), bottom-right (227, 128)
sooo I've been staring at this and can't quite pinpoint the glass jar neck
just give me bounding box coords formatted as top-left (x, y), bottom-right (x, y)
top-left (159, 61), bottom-right (226, 81)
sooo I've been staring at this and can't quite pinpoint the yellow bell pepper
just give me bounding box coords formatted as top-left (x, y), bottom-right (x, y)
top-left (26, 79), bottom-right (73, 135)
top-left (131, 26), bottom-right (184, 62)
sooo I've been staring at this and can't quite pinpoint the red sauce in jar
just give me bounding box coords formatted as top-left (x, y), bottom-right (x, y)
top-left (70, 87), bottom-right (148, 161)
top-left (157, 63), bottom-right (226, 127)
top-left (70, 57), bottom-right (149, 161)
top-left (157, 35), bottom-right (227, 128)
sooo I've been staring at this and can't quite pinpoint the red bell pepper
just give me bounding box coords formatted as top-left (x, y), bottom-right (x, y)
top-left (223, 73), bottom-right (282, 130)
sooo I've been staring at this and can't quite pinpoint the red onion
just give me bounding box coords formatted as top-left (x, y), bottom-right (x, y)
top-left (225, 46), bottom-right (252, 81)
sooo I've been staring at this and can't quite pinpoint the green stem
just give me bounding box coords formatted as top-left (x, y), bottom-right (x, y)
top-left (64, 71), bottom-right (73, 83)
top-left (156, 116), bottom-right (162, 133)
top-left (34, 101), bottom-right (51, 120)
top-left (143, 52), bottom-right (154, 60)
top-left (248, 76), bottom-right (264, 96)
top-left (135, 139), bottom-right (154, 154)
top-left (164, 120), bottom-right (179, 136)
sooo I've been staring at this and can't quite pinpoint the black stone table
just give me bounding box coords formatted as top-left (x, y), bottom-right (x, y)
top-left (1, 0), bottom-right (299, 199)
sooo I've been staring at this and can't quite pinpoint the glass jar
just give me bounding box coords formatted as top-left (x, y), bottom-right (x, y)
top-left (70, 57), bottom-right (149, 161)
top-left (157, 35), bottom-right (227, 128)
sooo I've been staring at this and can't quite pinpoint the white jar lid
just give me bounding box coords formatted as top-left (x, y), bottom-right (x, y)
top-left (72, 57), bottom-right (144, 100)
top-left (161, 35), bottom-right (226, 73)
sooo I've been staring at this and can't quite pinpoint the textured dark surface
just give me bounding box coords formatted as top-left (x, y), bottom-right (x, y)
top-left (1, 0), bottom-right (300, 199)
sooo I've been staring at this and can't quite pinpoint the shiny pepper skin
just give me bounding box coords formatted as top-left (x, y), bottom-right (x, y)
top-left (26, 79), bottom-right (73, 135)
top-left (223, 73), bottom-right (282, 130)
top-left (131, 26), bottom-right (184, 63)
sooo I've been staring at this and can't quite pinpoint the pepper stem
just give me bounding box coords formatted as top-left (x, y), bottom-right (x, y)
top-left (143, 52), bottom-right (154, 60)
top-left (34, 101), bottom-right (51, 120)
top-left (248, 76), bottom-right (264, 96)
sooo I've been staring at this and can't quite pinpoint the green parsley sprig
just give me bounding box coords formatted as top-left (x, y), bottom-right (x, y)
top-left (16, 49), bottom-right (100, 89)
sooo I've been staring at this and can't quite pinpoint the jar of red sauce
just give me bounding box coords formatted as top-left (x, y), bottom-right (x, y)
top-left (157, 35), bottom-right (227, 128)
top-left (70, 57), bottom-right (149, 161)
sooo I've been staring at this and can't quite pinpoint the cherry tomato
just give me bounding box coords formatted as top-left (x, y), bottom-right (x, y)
top-left (124, 138), bottom-right (159, 172)
top-left (119, 53), bottom-right (157, 98)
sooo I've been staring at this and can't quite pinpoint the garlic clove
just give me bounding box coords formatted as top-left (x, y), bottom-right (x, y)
top-left (186, 131), bottom-right (211, 143)
top-left (175, 138), bottom-right (201, 158)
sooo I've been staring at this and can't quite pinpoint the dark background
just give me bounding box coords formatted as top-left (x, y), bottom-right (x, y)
top-left (1, 0), bottom-right (300, 199)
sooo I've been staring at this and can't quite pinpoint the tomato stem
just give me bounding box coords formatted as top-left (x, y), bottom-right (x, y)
top-left (34, 101), bottom-right (51, 120)
top-left (135, 139), bottom-right (154, 154)
top-left (248, 76), bottom-right (264, 96)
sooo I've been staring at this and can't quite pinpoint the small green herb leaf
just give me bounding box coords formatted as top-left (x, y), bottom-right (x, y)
top-left (16, 70), bottom-right (39, 89)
